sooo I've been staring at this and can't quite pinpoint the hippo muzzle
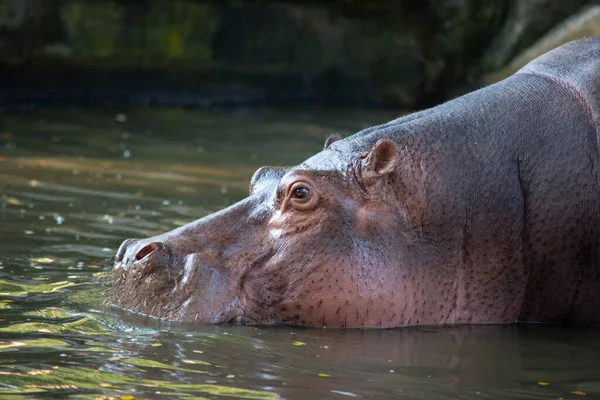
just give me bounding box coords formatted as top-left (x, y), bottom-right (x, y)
top-left (110, 182), bottom-right (280, 323)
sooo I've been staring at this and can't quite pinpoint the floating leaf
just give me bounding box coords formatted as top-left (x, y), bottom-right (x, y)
top-left (572, 391), bottom-right (587, 396)
top-left (291, 341), bottom-right (306, 347)
top-left (538, 382), bottom-right (550, 386)
top-left (318, 373), bottom-right (330, 377)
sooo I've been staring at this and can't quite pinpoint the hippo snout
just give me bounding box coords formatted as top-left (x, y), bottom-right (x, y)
top-left (115, 238), bottom-right (176, 275)
top-left (111, 236), bottom-right (191, 320)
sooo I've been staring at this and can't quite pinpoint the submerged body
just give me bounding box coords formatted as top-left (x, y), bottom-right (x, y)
top-left (112, 38), bottom-right (600, 328)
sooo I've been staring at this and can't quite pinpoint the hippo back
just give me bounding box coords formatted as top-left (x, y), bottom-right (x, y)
top-left (516, 37), bottom-right (600, 135)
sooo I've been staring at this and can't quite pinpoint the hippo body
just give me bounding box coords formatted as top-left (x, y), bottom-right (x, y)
top-left (112, 38), bottom-right (600, 328)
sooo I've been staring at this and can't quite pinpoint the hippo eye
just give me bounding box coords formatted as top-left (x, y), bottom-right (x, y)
top-left (287, 181), bottom-right (318, 211)
top-left (292, 187), bottom-right (309, 200)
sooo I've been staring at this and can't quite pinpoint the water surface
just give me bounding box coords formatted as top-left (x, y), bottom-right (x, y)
top-left (1, 108), bottom-right (599, 399)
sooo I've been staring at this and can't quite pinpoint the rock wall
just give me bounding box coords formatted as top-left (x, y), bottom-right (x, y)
top-left (0, 0), bottom-right (595, 109)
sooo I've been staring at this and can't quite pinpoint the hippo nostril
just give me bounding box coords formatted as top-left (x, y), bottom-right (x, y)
top-left (135, 242), bottom-right (164, 261)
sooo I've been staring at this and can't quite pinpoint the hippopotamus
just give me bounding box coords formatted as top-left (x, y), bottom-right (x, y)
top-left (111, 38), bottom-right (600, 328)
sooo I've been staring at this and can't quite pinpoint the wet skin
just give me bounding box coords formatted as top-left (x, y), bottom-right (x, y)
top-left (112, 38), bottom-right (600, 328)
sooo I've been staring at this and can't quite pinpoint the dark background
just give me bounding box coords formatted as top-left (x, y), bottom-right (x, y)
top-left (1, 0), bottom-right (599, 111)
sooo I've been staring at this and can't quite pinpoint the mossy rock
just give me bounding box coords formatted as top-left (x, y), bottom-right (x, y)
top-left (485, 5), bottom-right (600, 84)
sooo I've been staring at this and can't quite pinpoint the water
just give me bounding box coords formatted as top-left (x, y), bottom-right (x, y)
top-left (0, 108), bottom-right (599, 399)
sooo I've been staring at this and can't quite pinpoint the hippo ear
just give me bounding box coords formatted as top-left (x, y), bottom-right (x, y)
top-left (360, 139), bottom-right (399, 183)
top-left (324, 134), bottom-right (342, 149)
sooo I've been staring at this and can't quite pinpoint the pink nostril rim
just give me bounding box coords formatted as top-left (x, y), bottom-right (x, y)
top-left (135, 242), bottom-right (160, 261)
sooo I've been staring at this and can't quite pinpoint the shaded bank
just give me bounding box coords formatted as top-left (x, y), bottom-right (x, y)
top-left (0, 0), bottom-right (596, 110)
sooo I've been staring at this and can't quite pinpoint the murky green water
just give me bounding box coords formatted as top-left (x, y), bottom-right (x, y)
top-left (1, 108), bottom-right (599, 399)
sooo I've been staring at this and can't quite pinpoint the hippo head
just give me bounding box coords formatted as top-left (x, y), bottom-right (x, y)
top-left (111, 137), bottom-right (426, 327)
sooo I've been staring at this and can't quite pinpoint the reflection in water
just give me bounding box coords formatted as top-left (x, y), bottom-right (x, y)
top-left (0, 108), bottom-right (599, 398)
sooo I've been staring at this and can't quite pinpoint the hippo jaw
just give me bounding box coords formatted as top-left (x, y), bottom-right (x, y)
top-left (111, 139), bottom-right (418, 327)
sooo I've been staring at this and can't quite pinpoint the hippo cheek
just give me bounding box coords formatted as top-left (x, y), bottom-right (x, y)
top-left (172, 254), bottom-right (243, 323)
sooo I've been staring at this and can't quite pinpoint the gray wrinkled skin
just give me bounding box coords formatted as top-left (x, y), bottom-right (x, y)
top-left (111, 38), bottom-right (600, 328)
